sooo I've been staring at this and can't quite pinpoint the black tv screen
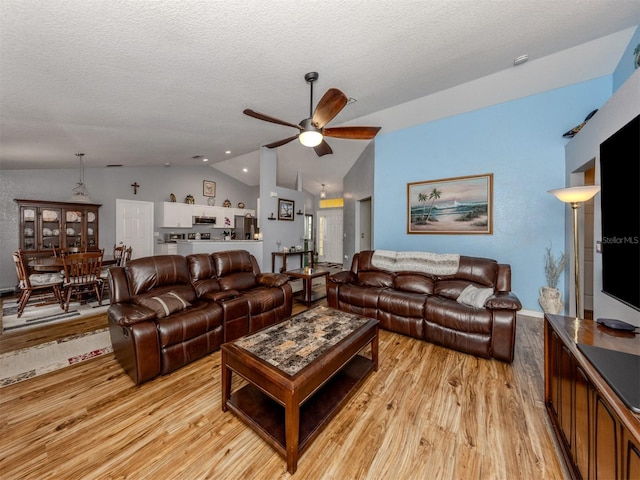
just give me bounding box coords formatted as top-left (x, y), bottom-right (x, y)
top-left (599, 114), bottom-right (640, 311)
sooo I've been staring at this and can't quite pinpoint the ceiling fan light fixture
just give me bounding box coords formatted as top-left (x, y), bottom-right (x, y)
top-left (299, 130), bottom-right (323, 147)
top-left (298, 118), bottom-right (323, 147)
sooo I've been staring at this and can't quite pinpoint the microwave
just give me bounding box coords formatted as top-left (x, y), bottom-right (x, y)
top-left (165, 233), bottom-right (186, 242)
top-left (193, 216), bottom-right (216, 225)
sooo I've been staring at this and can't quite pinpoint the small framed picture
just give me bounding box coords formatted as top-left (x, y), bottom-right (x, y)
top-left (278, 199), bottom-right (295, 221)
top-left (203, 180), bottom-right (216, 197)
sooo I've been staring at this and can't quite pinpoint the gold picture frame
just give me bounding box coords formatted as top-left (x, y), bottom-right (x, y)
top-left (203, 180), bottom-right (216, 197)
top-left (407, 173), bottom-right (493, 234)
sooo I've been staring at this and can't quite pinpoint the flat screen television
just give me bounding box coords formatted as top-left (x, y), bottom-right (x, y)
top-left (599, 114), bottom-right (640, 311)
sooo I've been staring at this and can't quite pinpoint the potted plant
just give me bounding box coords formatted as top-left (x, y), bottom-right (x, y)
top-left (539, 244), bottom-right (568, 314)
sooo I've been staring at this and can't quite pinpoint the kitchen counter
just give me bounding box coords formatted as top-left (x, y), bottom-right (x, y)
top-left (176, 240), bottom-right (263, 266)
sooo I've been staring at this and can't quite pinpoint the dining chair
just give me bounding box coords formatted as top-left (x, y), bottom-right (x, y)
top-left (12, 250), bottom-right (64, 317)
top-left (61, 251), bottom-right (104, 312)
top-left (122, 246), bottom-right (132, 266)
top-left (100, 244), bottom-right (128, 300)
top-left (53, 246), bottom-right (85, 257)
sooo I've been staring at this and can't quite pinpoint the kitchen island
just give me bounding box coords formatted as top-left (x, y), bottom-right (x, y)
top-left (176, 240), bottom-right (263, 267)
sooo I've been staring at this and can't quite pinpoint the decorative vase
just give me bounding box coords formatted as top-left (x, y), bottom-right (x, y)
top-left (539, 286), bottom-right (563, 314)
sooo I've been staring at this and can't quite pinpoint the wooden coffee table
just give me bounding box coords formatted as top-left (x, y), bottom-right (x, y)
top-left (221, 305), bottom-right (379, 474)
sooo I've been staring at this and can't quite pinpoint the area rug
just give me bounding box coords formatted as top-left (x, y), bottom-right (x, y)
top-left (0, 328), bottom-right (113, 387)
top-left (1, 295), bottom-right (110, 333)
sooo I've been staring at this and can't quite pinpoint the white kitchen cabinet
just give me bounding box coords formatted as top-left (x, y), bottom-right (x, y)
top-left (155, 243), bottom-right (178, 255)
top-left (155, 202), bottom-right (193, 228)
top-left (192, 205), bottom-right (218, 218)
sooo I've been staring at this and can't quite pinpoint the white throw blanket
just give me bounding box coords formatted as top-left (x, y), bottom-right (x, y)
top-left (371, 250), bottom-right (460, 275)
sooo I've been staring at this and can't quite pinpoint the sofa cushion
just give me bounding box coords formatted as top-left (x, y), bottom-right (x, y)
top-left (126, 255), bottom-right (192, 296)
top-left (434, 280), bottom-right (474, 301)
top-left (456, 284), bottom-right (494, 308)
top-left (393, 273), bottom-right (435, 294)
top-left (218, 271), bottom-right (257, 292)
top-left (443, 256), bottom-right (498, 287)
top-left (257, 273), bottom-right (289, 287)
top-left (138, 291), bottom-right (192, 318)
top-left (358, 271), bottom-right (394, 288)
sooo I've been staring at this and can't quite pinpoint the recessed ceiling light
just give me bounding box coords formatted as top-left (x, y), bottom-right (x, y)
top-left (347, 97), bottom-right (357, 104)
top-left (242, 168), bottom-right (248, 172)
top-left (165, 163), bottom-right (171, 167)
top-left (225, 150), bottom-right (231, 155)
top-left (514, 54), bottom-right (529, 66)
top-left (203, 158), bottom-right (208, 162)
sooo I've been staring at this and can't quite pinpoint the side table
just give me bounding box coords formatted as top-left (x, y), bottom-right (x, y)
top-left (285, 267), bottom-right (330, 307)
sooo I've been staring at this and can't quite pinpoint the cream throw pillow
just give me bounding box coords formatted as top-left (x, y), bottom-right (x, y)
top-left (456, 285), bottom-right (494, 308)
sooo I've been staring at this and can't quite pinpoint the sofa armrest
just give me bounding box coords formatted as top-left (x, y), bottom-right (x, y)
top-left (328, 271), bottom-right (356, 284)
top-left (107, 303), bottom-right (157, 326)
top-left (485, 292), bottom-right (522, 311)
top-left (205, 289), bottom-right (240, 302)
top-left (257, 273), bottom-right (289, 288)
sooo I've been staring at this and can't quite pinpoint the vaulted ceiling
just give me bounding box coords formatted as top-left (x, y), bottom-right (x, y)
top-left (1, 1), bottom-right (638, 197)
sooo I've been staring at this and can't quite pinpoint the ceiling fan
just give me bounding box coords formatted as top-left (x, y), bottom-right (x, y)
top-left (243, 72), bottom-right (381, 157)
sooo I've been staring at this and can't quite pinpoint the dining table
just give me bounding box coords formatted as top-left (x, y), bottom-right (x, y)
top-left (28, 255), bottom-right (118, 272)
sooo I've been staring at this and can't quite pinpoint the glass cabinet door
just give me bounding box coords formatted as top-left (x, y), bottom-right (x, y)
top-left (86, 208), bottom-right (98, 249)
top-left (64, 209), bottom-right (83, 248)
top-left (40, 208), bottom-right (62, 251)
top-left (21, 206), bottom-right (38, 251)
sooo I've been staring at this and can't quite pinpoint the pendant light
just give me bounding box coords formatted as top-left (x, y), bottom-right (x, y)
top-left (68, 153), bottom-right (93, 203)
top-left (320, 184), bottom-right (326, 199)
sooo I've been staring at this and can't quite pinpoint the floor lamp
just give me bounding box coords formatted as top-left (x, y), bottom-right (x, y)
top-left (549, 185), bottom-right (600, 318)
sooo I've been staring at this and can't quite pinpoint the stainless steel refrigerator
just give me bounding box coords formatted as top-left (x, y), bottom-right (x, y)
top-left (234, 215), bottom-right (258, 240)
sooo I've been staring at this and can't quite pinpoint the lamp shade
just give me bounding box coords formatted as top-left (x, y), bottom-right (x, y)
top-left (548, 185), bottom-right (600, 204)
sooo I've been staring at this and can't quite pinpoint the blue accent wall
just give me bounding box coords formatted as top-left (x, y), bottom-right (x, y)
top-left (374, 77), bottom-right (612, 311)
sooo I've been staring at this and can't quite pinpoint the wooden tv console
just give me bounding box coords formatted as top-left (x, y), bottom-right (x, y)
top-left (544, 314), bottom-right (640, 479)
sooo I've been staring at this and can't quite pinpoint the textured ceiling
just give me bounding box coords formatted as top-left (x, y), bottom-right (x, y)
top-left (1, 1), bottom-right (638, 196)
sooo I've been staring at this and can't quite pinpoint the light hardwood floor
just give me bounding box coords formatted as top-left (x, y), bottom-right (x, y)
top-left (0, 302), bottom-right (567, 479)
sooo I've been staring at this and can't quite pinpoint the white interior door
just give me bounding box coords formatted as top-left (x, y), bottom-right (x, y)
top-left (318, 209), bottom-right (343, 264)
top-left (115, 199), bottom-right (154, 259)
top-left (359, 198), bottom-right (372, 252)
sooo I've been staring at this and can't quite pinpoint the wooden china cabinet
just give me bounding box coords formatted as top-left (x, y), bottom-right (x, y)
top-left (15, 199), bottom-right (100, 256)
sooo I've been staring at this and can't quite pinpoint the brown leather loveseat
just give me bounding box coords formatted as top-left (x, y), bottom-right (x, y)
top-left (327, 250), bottom-right (522, 362)
top-left (107, 251), bottom-right (292, 384)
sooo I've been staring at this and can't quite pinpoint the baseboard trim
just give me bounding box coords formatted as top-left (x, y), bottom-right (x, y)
top-left (519, 308), bottom-right (544, 318)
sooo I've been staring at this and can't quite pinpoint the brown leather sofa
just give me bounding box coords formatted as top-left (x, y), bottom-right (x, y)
top-left (187, 250), bottom-right (293, 341)
top-left (327, 250), bottom-right (522, 362)
top-left (107, 251), bottom-right (292, 384)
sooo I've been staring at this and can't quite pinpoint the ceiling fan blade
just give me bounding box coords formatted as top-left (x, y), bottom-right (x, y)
top-left (322, 126), bottom-right (381, 140)
top-left (312, 88), bottom-right (348, 129)
top-left (243, 109), bottom-right (302, 130)
top-left (264, 135), bottom-right (299, 149)
top-left (313, 140), bottom-right (333, 157)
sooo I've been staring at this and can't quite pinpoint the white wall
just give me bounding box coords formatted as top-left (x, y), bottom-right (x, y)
top-left (565, 69), bottom-right (640, 326)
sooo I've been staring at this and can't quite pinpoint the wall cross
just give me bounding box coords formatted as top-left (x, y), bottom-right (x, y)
top-left (131, 182), bottom-right (140, 194)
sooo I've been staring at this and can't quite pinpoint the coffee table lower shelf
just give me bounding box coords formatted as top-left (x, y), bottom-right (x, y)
top-left (226, 354), bottom-right (373, 461)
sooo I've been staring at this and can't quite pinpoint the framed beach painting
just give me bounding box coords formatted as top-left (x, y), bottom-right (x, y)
top-left (407, 173), bottom-right (493, 234)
